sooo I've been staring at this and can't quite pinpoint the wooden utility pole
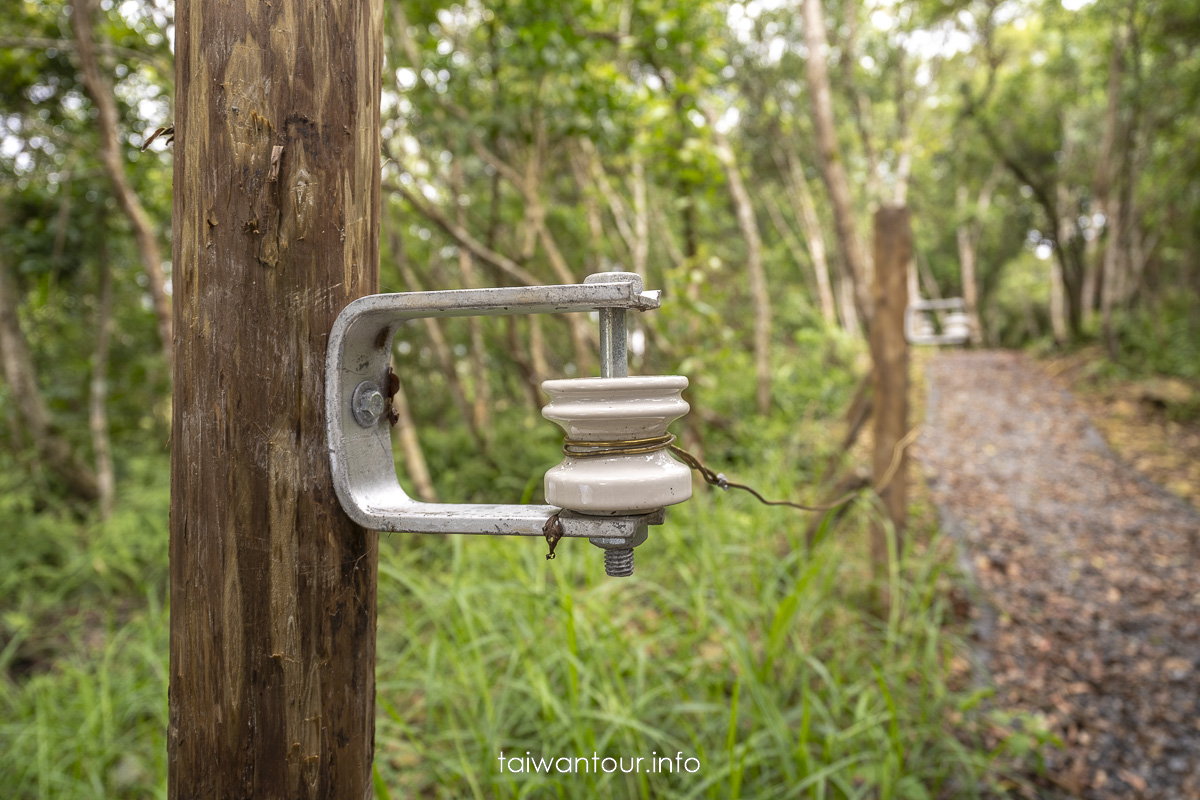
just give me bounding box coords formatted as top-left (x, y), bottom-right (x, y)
top-left (169, 1), bottom-right (382, 796)
top-left (869, 207), bottom-right (910, 595)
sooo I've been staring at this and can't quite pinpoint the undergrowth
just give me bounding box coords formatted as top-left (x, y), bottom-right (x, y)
top-left (0, 337), bottom-right (1049, 798)
top-left (1105, 294), bottom-right (1200, 383)
top-left (0, 455), bottom-right (170, 799)
top-left (370, 468), bottom-right (1040, 799)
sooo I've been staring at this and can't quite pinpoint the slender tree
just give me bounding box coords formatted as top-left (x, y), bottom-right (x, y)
top-left (0, 248), bottom-right (99, 502)
top-left (88, 233), bottom-right (116, 518)
top-left (870, 206), bottom-right (910, 608)
top-left (956, 169), bottom-right (1000, 346)
top-left (708, 109), bottom-right (772, 415)
top-left (70, 0), bottom-right (173, 369)
top-left (803, 0), bottom-right (873, 324)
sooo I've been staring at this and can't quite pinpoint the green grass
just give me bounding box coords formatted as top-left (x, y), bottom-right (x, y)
top-left (370, 481), bottom-right (1029, 799)
top-left (0, 347), bottom-right (1049, 799)
top-left (1, 596), bottom-right (168, 799)
top-left (0, 455), bottom-right (170, 800)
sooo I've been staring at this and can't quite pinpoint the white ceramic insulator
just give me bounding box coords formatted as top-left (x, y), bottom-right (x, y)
top-left (541, 376), bottom-right (692, 514)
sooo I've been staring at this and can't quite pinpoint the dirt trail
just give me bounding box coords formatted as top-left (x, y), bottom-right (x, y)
top-left (917, 351), bottom-right (1200, 800)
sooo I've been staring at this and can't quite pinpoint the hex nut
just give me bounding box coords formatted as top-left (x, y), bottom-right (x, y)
top-left (351, 381), bottom-right (386, 428)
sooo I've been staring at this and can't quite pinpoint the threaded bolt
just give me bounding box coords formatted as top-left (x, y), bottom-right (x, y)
top-left (604, 547), bottom-right (635, 577)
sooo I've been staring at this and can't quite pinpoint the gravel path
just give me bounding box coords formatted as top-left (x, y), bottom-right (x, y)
top-left (916, 351), bottom-right (1200, 800)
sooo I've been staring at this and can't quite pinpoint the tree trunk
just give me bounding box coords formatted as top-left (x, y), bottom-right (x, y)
top-left (1100, 190), bottom-right (1124, 354)
top-left (529, 313), bottom-right (551, 383)
top-left (487, 118), bottom-right (594, 372)
top-left (955, 215), bottom-right (982, 345)
top-left (907, 251), bottom-right (920, 303)
top-left (962, 86), bottom-right (1084, 340)
top-left (89, 238), bottom-right (116, 520)
top-left (955, 183), bottom-right (988, 345)
top-left (839, 0), bottom-right (880, 208)
top-left (169, 0), bottom-right (382, 795)
top-left (1055, 181), bottom-right (1087, 338)
top-left (0, 250), bottom-right (99, 502)
top-left (391, 373), bottom-right (438, 502)
top-left (709, 113), bottom-right (772, 414)
top-left (763, 191), bottom-right (822, 317)
top-left (1089, 28), bottom-right (1123, 328)
top-left (892, 52), bottom-right (913, 206)
top-left (803, 0), bottom-right (872, 324)
top-left (1050, 256), bottom-right (1068, 345)
top-left (506, 316), bottom-right (544, 415)
top-left (452, 169), bottom-right (492, 440)
top-left (578, 139), bottom-right (636, 262)
top-left (529, 208), bottom-right (596, 373)
top-left (70, 0), bottom-right (173, 371)
top-left (776, 149), bottom-right (837, 327)
top-left (915, 250), bottom-right (941, 302)
top-left (1095, 27), bottom-right (1125, 340)
top-left (869, 207), bottom-right (910, 605)
top-left (573, 154), bottom-right (607, 274)
top-left (630, 152), bottom-right (649, 277)
top-left (393, 238), bottom-right (486, 452)
top-left (836, 259), bottom-right (861, 336)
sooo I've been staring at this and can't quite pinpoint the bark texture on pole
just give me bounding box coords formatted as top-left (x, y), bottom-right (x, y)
top-left (169, 0), bottom-right (382, 796)
top-left (869, 207), bottom-right (910, 592)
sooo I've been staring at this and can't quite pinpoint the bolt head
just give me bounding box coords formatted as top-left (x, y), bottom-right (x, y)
top-left (351, 381), bottom-right (387, 427)
top-left (367, 391), bottom-right (386, 416)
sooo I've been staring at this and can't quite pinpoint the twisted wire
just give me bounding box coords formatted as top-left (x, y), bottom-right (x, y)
top-left (557, 427), bottom-right (923, 514)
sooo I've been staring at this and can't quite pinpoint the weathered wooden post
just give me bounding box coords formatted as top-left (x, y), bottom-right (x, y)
top-left (169, 0), bottom-right (383, 795)
top-left (869, 206), bottom-right (910, 597)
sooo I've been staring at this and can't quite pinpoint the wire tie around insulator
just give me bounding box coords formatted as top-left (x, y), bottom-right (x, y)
top-left (561, 433), bottom-right (676, 459)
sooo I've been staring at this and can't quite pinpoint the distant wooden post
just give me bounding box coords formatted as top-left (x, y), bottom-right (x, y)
top-left (869, 207), bottom-right (910, 592)
top-left (169, 1), bottom-right (383, 796)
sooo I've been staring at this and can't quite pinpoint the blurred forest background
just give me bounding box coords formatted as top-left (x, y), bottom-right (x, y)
top-left (2, 0), bottom-right (1199, 796)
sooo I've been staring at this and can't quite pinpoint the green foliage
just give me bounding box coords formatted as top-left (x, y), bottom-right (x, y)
top-left (371, 342), bottom-right (1052, 798)
top-left (1105, 298), bottom-right (1200, 381)
top-left (413, 401), bottom-right (561, 504)
top-left (10, 0), bottom-right (1200, 795)
top-left (983, 251), bottom-right (1054, 349)
top-left (0, 599), bottom-right (168, 800)
top-left (370, 468), bottom-right (1041, 799)
top-left (1, 457), bottom-right (169, 800)
top-left (0, 328), bottom-right (1055, 798)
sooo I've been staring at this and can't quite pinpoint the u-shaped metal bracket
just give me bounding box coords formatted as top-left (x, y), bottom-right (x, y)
top-left (325, 277), bottom-right (664, 540)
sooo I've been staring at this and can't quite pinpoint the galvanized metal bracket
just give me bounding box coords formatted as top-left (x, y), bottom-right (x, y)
top-left (325, 278), bottom-right (665, 540)
top-left (905, 297), bottom-right (970, 346)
